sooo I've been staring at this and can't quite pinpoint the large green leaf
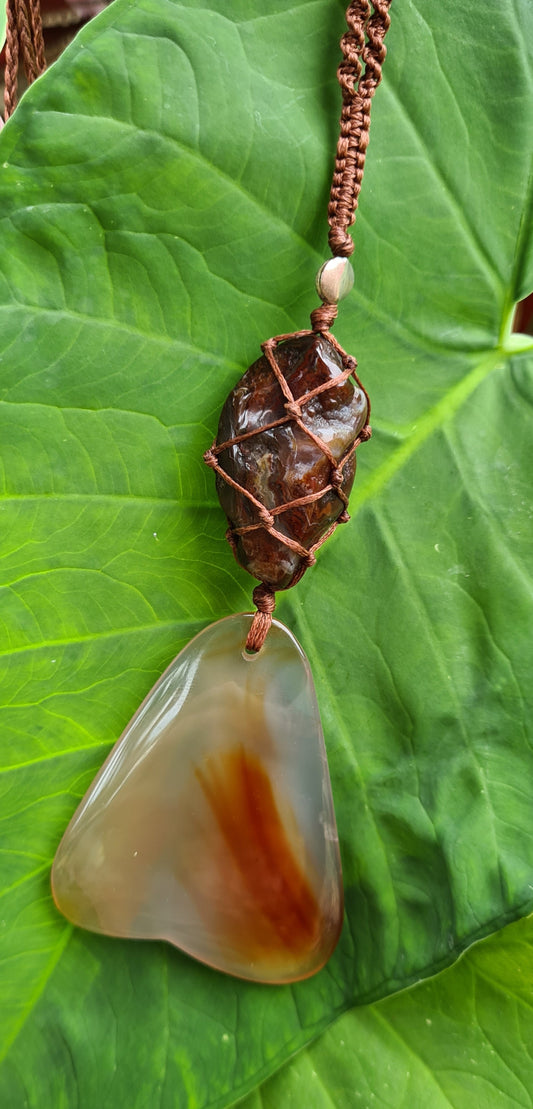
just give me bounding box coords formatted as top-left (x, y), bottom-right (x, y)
top-left (0, 0), bottom-right (532, 1105)
top-left (243, 913), bottom-right (533, 1108)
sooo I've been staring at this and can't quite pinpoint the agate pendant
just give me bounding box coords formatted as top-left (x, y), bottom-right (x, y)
top-left (52, 616), bottom-right (343, 983)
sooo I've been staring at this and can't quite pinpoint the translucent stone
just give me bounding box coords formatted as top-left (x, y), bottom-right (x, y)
top-left (52, 616), bottom-right (343, 983)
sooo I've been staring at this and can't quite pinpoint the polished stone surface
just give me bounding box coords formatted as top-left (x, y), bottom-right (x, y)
top-left (315, 257), bottom-right (354, 303)
top-left (52, 616), bottom-right (343, 983)
top-left (215, 333), bottom-right (368, 588)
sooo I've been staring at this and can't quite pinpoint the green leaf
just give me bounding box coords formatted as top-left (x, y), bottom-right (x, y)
top-left (0, 0), bottom-right (532, 1105)
top-left (242, 913), bottom-right (533, 1109)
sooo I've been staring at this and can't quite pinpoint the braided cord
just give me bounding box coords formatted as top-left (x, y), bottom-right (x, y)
top-left (328, 0), bottom-right (392, 258)
top-left (4, 0), bottom-right (46, 120)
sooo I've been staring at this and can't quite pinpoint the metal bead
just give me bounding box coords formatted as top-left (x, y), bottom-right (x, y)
top-left (315, 257), bottom-right (354, 304)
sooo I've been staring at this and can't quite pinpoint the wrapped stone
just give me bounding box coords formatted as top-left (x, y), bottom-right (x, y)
top-left (212, 332), bottom-right (369, 589)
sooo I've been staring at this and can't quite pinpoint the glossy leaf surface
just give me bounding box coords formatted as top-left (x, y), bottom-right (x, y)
top-left (0, 0), bottom-right (532, 1105)
top-left (243, 915), bottom-right (533, 1109)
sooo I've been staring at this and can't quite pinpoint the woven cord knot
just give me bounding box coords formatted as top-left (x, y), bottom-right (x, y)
top-left (328, 228), bottom-right (354, 257)
top-left (327, 0), bottom-right (392, 256)
top-left (310, 303), bottom-right (338, 332)
top-left (203, 446), bottom-right (218, 467)
top-left (284, 399), bottom-right (301, 420)
top-left (245, 583), bottom-right (276, 653)
top-left (258, 505), bottom-right (275, 528)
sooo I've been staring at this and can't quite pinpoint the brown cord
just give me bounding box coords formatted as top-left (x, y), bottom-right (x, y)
top-left (28, 0), bottom-right (46, 74)
top-left (4, 0), bottom-right (19, 120)
top-left (311, 303), bottom-right (338, 331)
top-left (205, 329), bottom-right (371, 650)
top-left (4, 0), bottom-right (46, 120)
top-left (328, 1), bottom-right (392, 258)
top-left (245, 584), bottom-right (276, 653)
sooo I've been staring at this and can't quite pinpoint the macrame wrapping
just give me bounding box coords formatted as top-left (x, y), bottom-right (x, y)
top-left (328, 0), bottom-right (392, 257)
top-left (205, 325), bottom-right (371, 650)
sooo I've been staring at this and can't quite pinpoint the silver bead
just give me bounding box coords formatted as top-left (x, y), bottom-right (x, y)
top-left (315, 257), bottom-right (354, 304)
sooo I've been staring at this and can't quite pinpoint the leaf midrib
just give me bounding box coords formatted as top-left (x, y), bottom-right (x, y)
top-left (1, 347), bottom-right (518, 516)
top-left (0, 926), bottom-right (72, 1068)
top-left (0, 618), bottom-right (201, 662)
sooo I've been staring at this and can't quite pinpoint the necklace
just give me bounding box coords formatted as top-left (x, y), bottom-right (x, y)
top-left (51, 0), bottom-right (392, 984)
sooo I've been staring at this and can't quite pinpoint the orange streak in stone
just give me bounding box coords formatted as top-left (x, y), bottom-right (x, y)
top-left (195, 746), bottom-right (320, 956)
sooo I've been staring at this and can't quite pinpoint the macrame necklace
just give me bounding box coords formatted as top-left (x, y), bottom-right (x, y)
top-left (52, 1), bottom-right (392, 984)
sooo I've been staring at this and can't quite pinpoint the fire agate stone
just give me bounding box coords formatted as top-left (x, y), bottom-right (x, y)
top-left (52, 616), bottom-right (343, 983)
top-left (215, 332), bottom-right (368, 588)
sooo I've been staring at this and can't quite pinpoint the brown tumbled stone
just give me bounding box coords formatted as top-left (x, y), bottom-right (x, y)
top-left (215, 332), bottom-right (368, 589)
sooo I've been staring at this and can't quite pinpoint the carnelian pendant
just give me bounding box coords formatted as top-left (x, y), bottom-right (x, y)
top-left (52, 615), bottom-right (343, 983)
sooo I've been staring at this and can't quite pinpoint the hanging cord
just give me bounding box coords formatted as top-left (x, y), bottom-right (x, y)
top-left (328, 0), bottom-right (392, 259)
top-left (244, 584), bottom-right (276, 653)
top-left (209, 2), bottom-right (392, 652)
top-left (4, 0), bottom-right (46, 120)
